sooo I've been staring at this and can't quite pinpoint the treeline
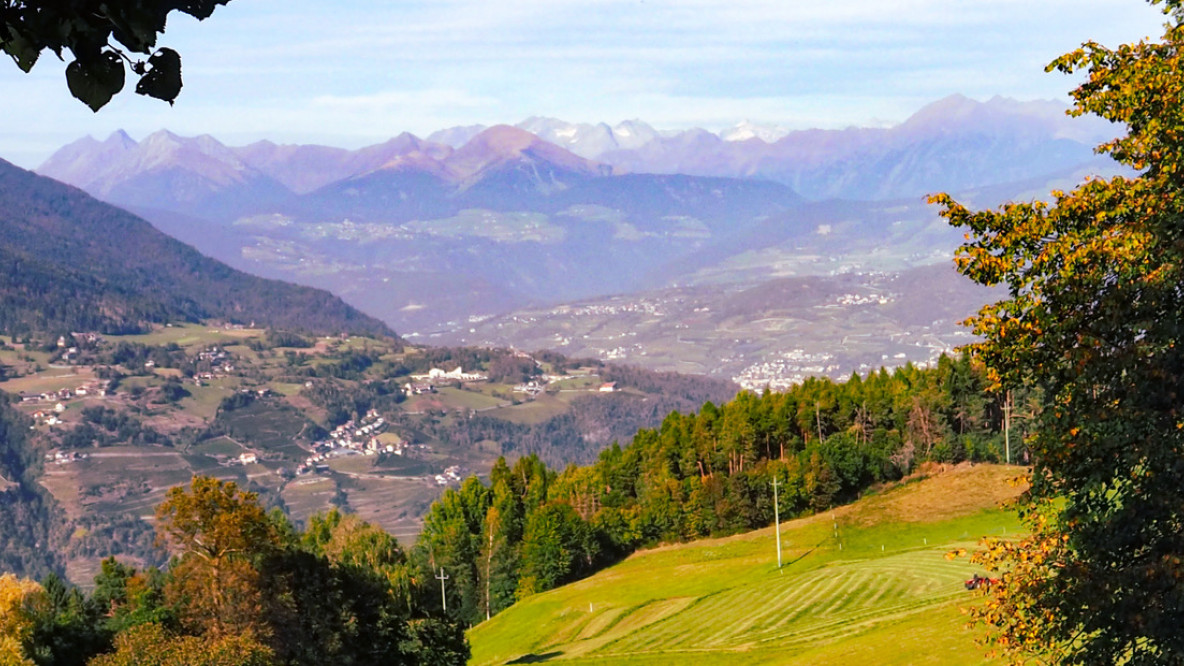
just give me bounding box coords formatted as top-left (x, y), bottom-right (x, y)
top-left (301, 379), bottom-right (405, 427)
top-left (401, 387), bottom-right (739, 469)
top-left (600, 363), bottom-right (738, 406)
top-left (396, 363), bottom-right (737, 469)
top-left (419, 354), bottom-right (1027, 625)
top-left (0, 477), bottom-right (468, 665)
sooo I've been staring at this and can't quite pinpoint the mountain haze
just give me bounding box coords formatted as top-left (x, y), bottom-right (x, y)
top-left (32, 94), bottom-right (1119, 334)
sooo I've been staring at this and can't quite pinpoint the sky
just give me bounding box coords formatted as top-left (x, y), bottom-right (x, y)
top-left (0, 0), bottom-right (1169, 168)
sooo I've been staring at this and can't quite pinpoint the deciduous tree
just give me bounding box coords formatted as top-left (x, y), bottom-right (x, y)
top-left (0, 573), bottom-right (45, 666)
top-left (155, 476), bottom-right (280, 638)
top-left (932, 1), bottom-right (1184, 661)
top-left (0, 0), bottom-right (232, 110)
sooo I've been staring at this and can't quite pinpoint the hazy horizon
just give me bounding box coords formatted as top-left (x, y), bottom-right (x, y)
top-left (0, 0), bottom-right (1166, 167)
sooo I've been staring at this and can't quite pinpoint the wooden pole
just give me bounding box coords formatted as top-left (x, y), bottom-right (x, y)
top-left (1003, 390), bottom-right (1011, 465)
top-left (773, 477), bottom-right (782, 568)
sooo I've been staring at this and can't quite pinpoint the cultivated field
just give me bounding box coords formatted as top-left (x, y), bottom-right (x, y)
top-left (468, 464), bottom-right (1025, 665)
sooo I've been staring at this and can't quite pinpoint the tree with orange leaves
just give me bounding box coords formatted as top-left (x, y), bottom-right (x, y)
top-left (932, 1), bottom-right (1184, 662)
top-left (155, 476), bottom-right (281, 639)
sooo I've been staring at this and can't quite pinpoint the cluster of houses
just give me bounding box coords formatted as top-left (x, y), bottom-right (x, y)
top-left (512, 378), bottom-right (617, 396)
top-left (30, 408), bottom-right (65, 427)
top-left (192, 346), bottom-right (235, 384)
top-left (434, 465), bottom-right (465, 486)
top-left (833, 292), bottom-right (893, 306)
top-left (512, 380), bottom-right (548, 396)
top-left (20, 380), bottom-right (110, 417)
top-left (44, 450), bottom-right (86, 464)
top-left (733, 349), bottom-right (841, 392)
top-left (55, 333), bottom-right (102, 364)
top-left (404, 366), bottom-right (488, 395)
top-left (295, 409), bottom-right (400, 476)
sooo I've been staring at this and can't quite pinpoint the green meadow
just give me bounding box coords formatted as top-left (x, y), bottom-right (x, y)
top-left (469, 465), bottom-right (1023, 665)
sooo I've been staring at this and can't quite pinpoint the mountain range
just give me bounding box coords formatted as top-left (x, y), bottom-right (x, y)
top-left (33, 94), bottom-right (1122, 334)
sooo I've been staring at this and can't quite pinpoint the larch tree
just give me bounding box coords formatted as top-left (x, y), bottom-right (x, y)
top-left (154, 476), bottom-right (280, 638)
top-left (0, 574), bottom-right (46, 666)
top-left (932, 1), bottom-right (1184, 662)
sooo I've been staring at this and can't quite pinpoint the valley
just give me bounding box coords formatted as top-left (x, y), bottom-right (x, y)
top-left (35, 95), bottom-right (1118, 340)
top-left (1, 0), bottom-right (1174, 660)
top-left (435, 263), bottom-right (997, 387)
top-left (0, 324), bottom-right (734, 585)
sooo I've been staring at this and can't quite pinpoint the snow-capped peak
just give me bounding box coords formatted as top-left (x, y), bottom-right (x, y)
top-left (720, 120), bottom-right (789, 143)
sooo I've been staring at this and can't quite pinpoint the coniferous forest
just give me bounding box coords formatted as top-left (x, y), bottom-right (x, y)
top-left (418, 353), bottom-right (1028, 625)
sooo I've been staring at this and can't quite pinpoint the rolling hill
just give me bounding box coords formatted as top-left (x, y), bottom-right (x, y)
top-left (468, 464), bottom-right (1024, 665)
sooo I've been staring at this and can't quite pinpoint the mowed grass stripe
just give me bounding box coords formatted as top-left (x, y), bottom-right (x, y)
top-left (599, 552), bottom-right (979, 656)
top-left (468, 465), bottom-right (1026, 665)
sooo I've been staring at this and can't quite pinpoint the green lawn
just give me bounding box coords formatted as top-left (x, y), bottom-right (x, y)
top-left (180, 381), bottom-right (238, 419)
top-left (188, 436), bottom-right (244, 457)
top-left (435, 386), bottom-right (507, 411)
top-left (493, 393), bottom-right (573, 424)
top-left (0, 369), bottom-right (93, 395)
top-left (109, 324), bottom-right (263, 348)
top-left (327, 454), bottom-right (376, 474)
top-left (468, 465), bottom-right (1023, 665)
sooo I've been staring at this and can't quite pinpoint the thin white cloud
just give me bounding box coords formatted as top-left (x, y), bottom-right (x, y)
top-left (0, 0), bottom-right (1168, 167)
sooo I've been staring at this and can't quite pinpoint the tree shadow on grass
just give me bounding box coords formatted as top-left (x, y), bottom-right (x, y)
top-left (507, 651), bottom-right (564, 663)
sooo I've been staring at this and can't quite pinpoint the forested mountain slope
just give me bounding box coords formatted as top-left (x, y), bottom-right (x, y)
top-left (0, 158), bottom-right (392, 337)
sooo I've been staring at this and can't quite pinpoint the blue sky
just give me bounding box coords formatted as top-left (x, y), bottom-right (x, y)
top-left (0, 0), bottom-right (1168, 168)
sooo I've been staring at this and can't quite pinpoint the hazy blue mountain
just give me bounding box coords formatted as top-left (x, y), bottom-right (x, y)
top-left (426, 124), bottom-right (488, 148)
top-left (513, 117), bottom-right (662, 159)
top-left (32, 94), bottom-right (1121, 334)
top-left (595, 95), bottom-right (1116, 199)
top-left (39, 129), bottom-right (294, 222)
top-left (233, 133), bottom-right (454, 194)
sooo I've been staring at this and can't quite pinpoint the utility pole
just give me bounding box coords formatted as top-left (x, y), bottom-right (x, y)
top-left (1003, 390), bottom-right (1012, 465)
top-left (772, 477), bottom-right (782, 568)
top-left (436, 567), bottom-right (450, 612)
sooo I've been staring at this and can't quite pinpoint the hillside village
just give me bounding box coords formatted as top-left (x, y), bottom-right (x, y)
top-left (0, 323), bottom-right (736, 585)
top-left (440, 265), bottom-right (983, 391)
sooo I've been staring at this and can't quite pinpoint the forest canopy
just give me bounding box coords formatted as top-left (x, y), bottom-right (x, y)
top-left (0, 476), bottom-right (469, 665)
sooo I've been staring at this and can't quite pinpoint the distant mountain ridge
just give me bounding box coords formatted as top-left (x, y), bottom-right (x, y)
top-left (29, 94), bottom-right (1122, 334)
top-left (0, 158), bottom-right (392, 336)
top-left (39, 94), bottom-right (1117, 213)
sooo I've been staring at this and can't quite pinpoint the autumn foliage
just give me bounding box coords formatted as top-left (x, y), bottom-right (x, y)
top-left (932, 1), bottom-right (1184, 662)
top-left (0, 477), bottom-right (468, 665)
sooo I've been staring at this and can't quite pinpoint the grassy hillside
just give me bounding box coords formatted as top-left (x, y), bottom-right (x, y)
top-left (469, 464), bottom-right (1025, 665)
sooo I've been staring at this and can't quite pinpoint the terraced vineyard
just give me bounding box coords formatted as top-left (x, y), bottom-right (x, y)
top-left (469, 464), bottom-right (1025, 665)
